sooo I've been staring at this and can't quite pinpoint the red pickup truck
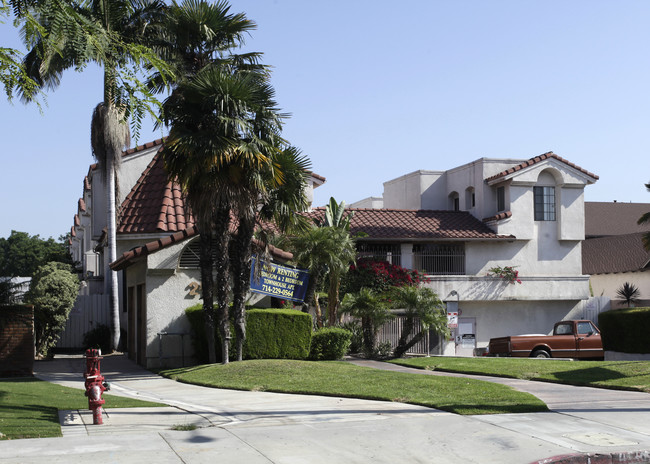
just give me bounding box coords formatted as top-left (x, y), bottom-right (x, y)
top-left (488, 320), bottom-right (604, 359)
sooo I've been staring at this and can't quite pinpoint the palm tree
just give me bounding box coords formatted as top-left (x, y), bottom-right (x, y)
top-left (230, 146), bottom-right (311, 361)
top-left (639, 181), bottom-right (650, 251)
top-left (340, 287), bottom-right (393, 356)
top-left (289, 225), bottom-right (356, 327)
top-left (390, 285), bottom-right (448, 358)
top-left (616, 282), bottom-right (640, 308)
top-left (18, 0), bottom-right (170, 351)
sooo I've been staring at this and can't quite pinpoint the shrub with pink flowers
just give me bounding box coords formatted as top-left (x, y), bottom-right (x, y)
top-left (342, 258), bottom-right (426, 295)
top-left (488, 265), bottom-right (522, 284)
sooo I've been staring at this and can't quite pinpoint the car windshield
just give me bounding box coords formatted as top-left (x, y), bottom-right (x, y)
top-left (577, 322), bottom-right (595, 335)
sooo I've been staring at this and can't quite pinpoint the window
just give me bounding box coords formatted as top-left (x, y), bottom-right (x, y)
top-left (356, 243), bottom-right (401, 266)
top-left (496, 186), bottom-right (505, 212)
top-left (465, 187), bottom-right (475, 210)
top-left (534, 186), bottom-right (556, 221)
top-left (449, 192), bottom-right (459, 211)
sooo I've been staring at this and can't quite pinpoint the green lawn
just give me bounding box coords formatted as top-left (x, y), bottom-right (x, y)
top-left (160, 359), bottom-right (548, 415)
top-left (0, 377), bottom-right (164, 440)
top-left (389, 357), bottom-right (650, 392)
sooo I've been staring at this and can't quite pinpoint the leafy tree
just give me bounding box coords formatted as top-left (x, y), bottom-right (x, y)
top-left (340, 287), bottom-right (393, 357)
top-left (0, 230), bottom-right (72, 277)
top-left (15, 0), bottom-right (171, 352)
top-left (639, 181), bottom-right (650, 251)
top-left (616, 282), bottom-right (641, 308)
top-left (25, 262), bottom-right (79, 357)
top-left (390, 285), bottom-right (448, 358)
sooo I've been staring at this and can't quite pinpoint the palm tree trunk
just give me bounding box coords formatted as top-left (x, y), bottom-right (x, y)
top-left (198, 223), bottom-right (217, 364)
top-left (327, 273), bottom-right (340, 326)
top-left (107, 151), bottom-right (121, 352)
top-left (214, 206), bottom-right (231, 364)
top-left (231, 213), bottom-right (255, 362)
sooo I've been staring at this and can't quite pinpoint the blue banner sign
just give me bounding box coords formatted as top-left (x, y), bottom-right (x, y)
top-left (249, 257), bottom-right (310, 303)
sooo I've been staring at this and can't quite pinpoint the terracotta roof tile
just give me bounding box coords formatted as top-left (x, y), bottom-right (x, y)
top-left (78, 198), bottom-right (86, 213)
top-left (118, 149), bottom-right (195, 234)
top-left (123, 138), bottom-right (165, 156)
top-left (111, 226), bottom-right (292, 270)
top-left (485, 152), bottom-right (599, 183)
top-left (482, 211), bottom-right (512, 223)
top-left (302, 208), bottom-right (513, 240)
top-left (583, 232), bottom-right (650, 274)
top-left (74, 214), bottom-right (80, 227)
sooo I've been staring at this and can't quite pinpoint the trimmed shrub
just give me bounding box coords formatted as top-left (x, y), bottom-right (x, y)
top-left (599, 307), bottom-right (650, 353)
top-left (309, 327), bottom-right (352, 360)
top-left (244, 309), bottom-right (312, 360)
top-left (185, 306), bottom-right (311, 362)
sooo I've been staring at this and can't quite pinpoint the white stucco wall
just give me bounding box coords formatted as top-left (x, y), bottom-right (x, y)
top-left (589, 271), bottom-right (650, 308)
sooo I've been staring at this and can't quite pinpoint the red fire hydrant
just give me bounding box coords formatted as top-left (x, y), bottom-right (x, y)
top-left (84, 349), bottom-right (109, 425)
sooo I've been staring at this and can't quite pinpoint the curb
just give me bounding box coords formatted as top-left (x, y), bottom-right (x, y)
top-left (532, 450), bottom-right (650, 464)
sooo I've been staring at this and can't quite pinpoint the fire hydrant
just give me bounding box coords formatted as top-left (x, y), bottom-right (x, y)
top-left (84, 349), bottom-right (110, 425)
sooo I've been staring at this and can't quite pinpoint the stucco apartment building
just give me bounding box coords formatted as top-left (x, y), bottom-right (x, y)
top-left (350, 152), bottom-right (600, 356)
top-left (67, 142), bottom-right (605, 363)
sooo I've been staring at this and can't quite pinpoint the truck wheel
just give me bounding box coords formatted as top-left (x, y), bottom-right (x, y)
top-left (531, 349), bottom-right (550, 358)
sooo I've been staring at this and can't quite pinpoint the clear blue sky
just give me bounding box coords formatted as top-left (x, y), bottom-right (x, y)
top-left (1, 0), bottom-right (650, 240)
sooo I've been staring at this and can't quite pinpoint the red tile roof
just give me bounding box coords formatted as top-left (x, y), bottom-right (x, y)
top-left (482, 211), bottom-right (512, 223)
top-left (303, 208), bottom-right (513, 240)
top-left (118, 149), bottom-right (195, 234)
top-left (110, 226), bottom-right (293, 270)
top-left (485, 152), bottom-right (599, 183)
top-left (78, 198), bottom-right (86, 213)
top-left (582, 232), bottom-right (650, 274)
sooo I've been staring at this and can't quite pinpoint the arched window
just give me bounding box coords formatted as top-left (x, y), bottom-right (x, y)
top-left (465, 187), bottom-right (475, 210)
top-left (534, 170), bottom-right (558, 221)
top-left (449, 191), bottom-right (460, 211)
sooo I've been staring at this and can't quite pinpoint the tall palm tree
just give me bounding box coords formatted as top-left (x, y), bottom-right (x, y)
top-left (18, 0), bottom-right (169, 351)
top-left (230, 146), bottom-right (311, 361)
top-left (162, 65), bottom-right (285, 363)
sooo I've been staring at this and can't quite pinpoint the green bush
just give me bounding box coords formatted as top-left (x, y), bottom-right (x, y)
top-left (25, 262), bottom-right (79, 358)
top-left (340, 320), bottom-right (363, 354)
top-left (309, 327), bottom-right (352, 360)
top-left (244, 309), bottom-right (312, 360)
top-left (185, 306), bottom-right (311, 362)
top-left (599, 307), bottom-right (650, 353)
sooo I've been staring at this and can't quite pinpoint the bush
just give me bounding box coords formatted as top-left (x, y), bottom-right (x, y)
top-left (185, 306), bottom-right (312, 362)
top-left (340, 320), bottom-right (363, 354)
top-left (244, 309), bottom-right (312, 360)
top-left (309, 327), bottom-right (352, 360)
top-left (82, 324), bottom-right (111, 353)
top-left (25, 262), bottom-right (79, 358)
top-left (599, 307), bottom-right (650, 353)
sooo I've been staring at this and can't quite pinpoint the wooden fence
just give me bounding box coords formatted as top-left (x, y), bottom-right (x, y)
top-left (56, 294), bottom-right (110, 349)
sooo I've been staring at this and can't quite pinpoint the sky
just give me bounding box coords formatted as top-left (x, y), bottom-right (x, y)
top-left (1, 0), bottom-right (650, 240)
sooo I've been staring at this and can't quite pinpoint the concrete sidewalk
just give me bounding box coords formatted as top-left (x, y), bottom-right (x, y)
top-left (1, 354), bottom-right (649, 463)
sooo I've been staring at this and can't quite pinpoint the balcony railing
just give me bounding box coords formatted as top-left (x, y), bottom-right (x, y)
top-left (413, 244), bottom-right (465, 275)
top-left (356, 243), bottom-right (401, 266)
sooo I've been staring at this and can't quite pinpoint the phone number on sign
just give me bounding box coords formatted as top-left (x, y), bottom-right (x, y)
top-left (261, 284), bottom-right (294, 298)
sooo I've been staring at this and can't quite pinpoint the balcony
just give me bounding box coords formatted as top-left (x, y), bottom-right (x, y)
top-left (422, 275), bottom-right (591, 302)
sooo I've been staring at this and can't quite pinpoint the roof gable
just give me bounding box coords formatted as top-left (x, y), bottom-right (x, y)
top-left (485, 152), bottom-right (599, 185)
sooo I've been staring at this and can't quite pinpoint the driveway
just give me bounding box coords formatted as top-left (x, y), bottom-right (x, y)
top-left (1, 354), bottom-right (649, 463)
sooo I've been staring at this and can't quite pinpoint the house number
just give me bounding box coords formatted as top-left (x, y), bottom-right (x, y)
top-left (188, 281), bottom-right (201, 296)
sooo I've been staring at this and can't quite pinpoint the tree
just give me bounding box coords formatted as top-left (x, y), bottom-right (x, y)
top-left (289, 225), bottom-right (356, 327)
top-left (16, 0), bottom-right (171, 352)
top-left (639, 181), bottom-right (650, 251)
top-left (25, 261), bottom-right (79, 357)
top-left (616, 282), bottom-right (640, 308)
top-left (340, 287), bottom-right (393, 356)
top-left (0, 230), bottom-right (72, 277)
top-left (390, 285), bottom-right (448, 358)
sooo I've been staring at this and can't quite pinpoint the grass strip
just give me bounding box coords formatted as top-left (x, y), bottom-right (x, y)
top-left (160, 359), bottom-right (547, 415)
top-left (0, 377), bottom-right (164, 440)
top-left (389, 357), bottom-right (650, 392)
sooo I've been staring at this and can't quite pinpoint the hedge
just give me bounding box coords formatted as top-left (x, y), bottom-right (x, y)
top-left (185, 306), bottom-right (312, 362)
top-left (309, 327), bottom-right (352, 360)
top-left (599, 307), bottom-right (650, 354)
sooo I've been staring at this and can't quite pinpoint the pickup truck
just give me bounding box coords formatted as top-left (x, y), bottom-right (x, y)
top-left (488, 320), bottom-right (604, 359)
